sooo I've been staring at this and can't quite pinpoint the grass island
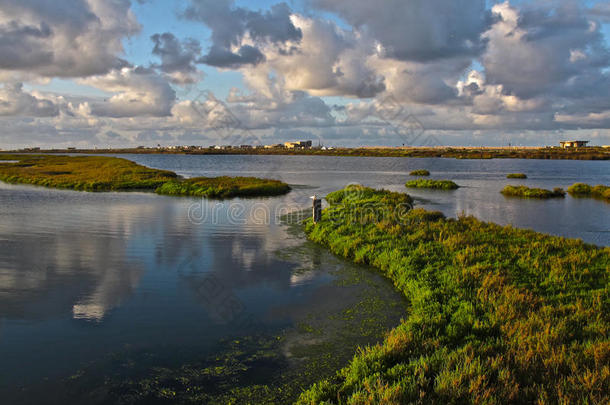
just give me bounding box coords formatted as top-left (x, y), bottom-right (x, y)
top-left (506, 173), bottom-right (527, 179)
top-left (501, 185), bottom-right (565, 199)
top-left (567, 183), bottom-right (610, 202)
top-left (409, 169), bottom-right (431, 176)
top-left (405, 179), bottom-right (459, 190)
top-left (0, 154), bottom-right (291, 198)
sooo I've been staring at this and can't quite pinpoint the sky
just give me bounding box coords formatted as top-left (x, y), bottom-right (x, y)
top-left (1, 0), bottom-right (610, 149)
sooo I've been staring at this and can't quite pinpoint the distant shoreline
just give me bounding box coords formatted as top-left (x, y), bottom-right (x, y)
top-left (5, 146), bottom-right (610, 160)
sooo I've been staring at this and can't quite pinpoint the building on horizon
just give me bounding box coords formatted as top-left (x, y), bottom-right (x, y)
top-left (560, 140), bottom-right (589, 148)
top-left (284, 140), bottom-right (313, 149)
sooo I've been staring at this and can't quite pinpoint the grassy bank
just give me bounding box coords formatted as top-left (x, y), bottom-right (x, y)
top-left (405, 179), bottom-right (459, 190)
top-left (409, 169), bottom-right (430, 176)
top-left (501, 185), bottom-right (565, 199)
top-left (0, 154), bottom-right (176, 191)
top-left (0, 154), bottom-right (291, 198)
top-left (155, 177), bottom-right (291, 199)
top-left (567, 183), bottom-right (610, 202)
top-left (299, 185), bottom-right (609, 404)
top-left (507, 173), bottom-right (527, 179)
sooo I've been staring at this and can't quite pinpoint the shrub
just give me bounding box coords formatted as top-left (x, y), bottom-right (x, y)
top-left (409, 169), bottom-right (430, 176)
top-left (501, 185), bottom-right (565, 198)
top-left (506, 173), bottom-right (527, 179)
top-left (405, 179), bottom-right (459, 190)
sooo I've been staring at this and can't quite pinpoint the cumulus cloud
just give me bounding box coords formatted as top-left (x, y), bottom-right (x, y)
top-left (151, 32), bottom-right (203, 84)
top-left (184, 0), bottom-right (302, 67)
top-left (81, 67), bottom-right (176, 117)
top-left (0, 82), bottom-right (58, 116)
top-left (0, 0), bottom-right (140, 79)
top-left (312, 0), bottom-right (489, 62)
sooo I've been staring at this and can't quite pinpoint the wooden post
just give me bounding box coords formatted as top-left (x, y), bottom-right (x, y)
top-left (312, 196), bottom-right (322, 223)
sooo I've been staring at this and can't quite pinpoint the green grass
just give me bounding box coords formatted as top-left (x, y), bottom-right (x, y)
top-left (155, 176), bottom-right (291, 199)
top-left (405, 179), bottom-right (459, 190)
top-left (0, 154), bottom-right (176, 191)
top-left (567, 183), bottom-right (610, 202)
top-left (0, 154), bottom-right (291, 198)
top-left (501, 185), bottom-right (565, 199)
top-left (507, 173), bottom-right (527, 179)
top-left (299, 186), bottom-right (609, 404)
top-left (409, 169), bottom-right (430, 176)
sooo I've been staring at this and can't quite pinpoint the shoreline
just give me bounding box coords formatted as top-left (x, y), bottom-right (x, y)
top-left (4, 146), bottom-right (610, 160)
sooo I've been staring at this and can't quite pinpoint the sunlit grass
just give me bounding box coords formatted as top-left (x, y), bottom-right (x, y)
top-left (0, 154), bottom-right (291, 198)
top-left (506, 173), bottom-right (527, 179)
top-left (568, 183), bottom-right (610, 202)
top-left (155, 177), bottom-right (291, 199)
top-left (299, 186), bottom-right (610, 404)
top-left (0, 154), bottom-right (176, 191)
top-left (409, 169), bottom-right (430, 176)
top-left (405, 179), bottom-right (459, 190)
top-left (501, 185), bottom-right (565, 198)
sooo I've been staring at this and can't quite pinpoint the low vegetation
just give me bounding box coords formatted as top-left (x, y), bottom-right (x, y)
top-left (155, 176), bottom-right (291, 199)
top-left (501, 185), bottom-right (565, 199)
top-left (0, 154), bottom-right (176, 191)
top-left (405, 179), bottom-right (459, 190)
top-left (409, 169), bottom-right (430, 176)
top-left (300, 185), bottom-right (609, 404)
top-left (0, 154), bottom-right (291, 198)
top-left (567, 183), bottom-right (610, 202)
top-left (31, 146), bottom-right (610, 160)
top-left (506, 173), bottom-right (527, 179)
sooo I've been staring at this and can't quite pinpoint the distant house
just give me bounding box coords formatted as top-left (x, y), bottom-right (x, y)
top-left (265, 143), bottom-right (285, 149)
top-left (560, 140), bottom-right (589, 148)
top-left (284, 140), bottom-right (313, 149)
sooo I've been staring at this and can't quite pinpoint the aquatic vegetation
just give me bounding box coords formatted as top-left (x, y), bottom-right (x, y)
top-left (0, 154), bottom-right (290, 198)
top-left (405, 179), bottom-right (459, 190)
top-left (0, 154), bottom-right (176, 191)
top-left (300, 186), bottom-right (610, 404)
top-left (506, 173), bottom-right (527, 179)
top-left (155, 177), bottom-right (291, 198)
top-left (409, 169), bottom-right (430, 176)
top-left (568, 183), bottom-right (610, 202)
top-left (501, 185), bottom-right (565, 198)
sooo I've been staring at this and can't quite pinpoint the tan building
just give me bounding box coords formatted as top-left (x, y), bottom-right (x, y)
top-left (560, 140), bottom-right (589, 148)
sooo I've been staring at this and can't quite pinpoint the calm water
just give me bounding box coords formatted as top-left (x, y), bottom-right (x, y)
top-left (0, 155), bottom-right (608, 403)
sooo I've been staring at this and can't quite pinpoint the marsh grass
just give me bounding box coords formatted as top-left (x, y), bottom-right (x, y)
top-left (568, 183), bottom-right (610, 202)
top-left (409, 169), bottom-right (430, 176)
top-left (501, 185), bottom-right (565, 198)
top-left (0, 154), bottom-right (176, 191)
top-left (405, 179), bottom-right (459, 190)
top-left (299, 186), bottom-right (610, 404)
top-left (155, 177), bottom-right (291, 199)
top-left (0, 154), bottom-right (291, 198)
top-left (507, 173), bottom-right (527, 179)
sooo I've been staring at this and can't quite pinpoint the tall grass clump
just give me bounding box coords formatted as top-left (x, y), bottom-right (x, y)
top-left (299, 186), bottom-right (609, 404)
top-left (409, 169), bottom-right (430, 176)
top-left (501, 185), bottom-right (565, 198)
top-left (405, 179), bottom-right (459, 190)
top-left (506, 173), bottom-right (527, 179)
top-left (155, 176), bottom-right (290, 198)
top-left (568, 183), bottom-right (610, 202)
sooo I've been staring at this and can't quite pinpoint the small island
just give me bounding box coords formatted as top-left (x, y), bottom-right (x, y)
top-left (567, 183), bottom-right (610, 202)
top-left (507, 173), bottom-right (527, 179)
top-left (405, 179), bottom-right (459, 190)
top-left (501, 185), bottom-right (565, 198)
top-left (409, 169), bottom-right (430, 176)
top-left (0, 154), bottom-right (291, 198)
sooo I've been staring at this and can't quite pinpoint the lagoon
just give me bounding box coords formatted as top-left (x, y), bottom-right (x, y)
top-left (0, 154), bottom-right (608, 403)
